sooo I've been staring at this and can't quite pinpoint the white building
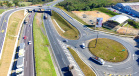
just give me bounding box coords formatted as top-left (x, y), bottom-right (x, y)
top-left (114, 2), bottom-right (139, 17)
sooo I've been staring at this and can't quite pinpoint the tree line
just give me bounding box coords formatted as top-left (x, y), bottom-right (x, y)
top-left (57, 0), bottom-right (137, 11)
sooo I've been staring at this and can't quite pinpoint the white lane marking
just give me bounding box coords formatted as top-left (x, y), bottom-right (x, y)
top-left (133, 54), bottom-right (134, 60)
top-left (103, 65), bottom-right (113, 67)
top-left (126, 67), bottom-right (131, 69)
top-left (26, 61), bottom-right (27, 67)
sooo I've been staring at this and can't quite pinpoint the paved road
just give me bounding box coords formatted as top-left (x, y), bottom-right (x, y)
top-left (23, 13), bottom-right (35, 76)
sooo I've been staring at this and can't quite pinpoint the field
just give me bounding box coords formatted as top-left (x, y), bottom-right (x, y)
top-left (0, 10), bottom-right (25, 76)
top-left (51, 11), bottom-right (79, 40)
top-left (33, 13), bottom-right (56, 76)
top-left (68, 47), bottom-right (96, 76)
top-left (72, 10), bottom-right (111, 25)
top-left (88, 38), bottom-right (128, 62)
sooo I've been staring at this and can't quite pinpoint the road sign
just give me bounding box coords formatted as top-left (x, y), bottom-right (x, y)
top-left (122, 49), bottom-right (125, 51)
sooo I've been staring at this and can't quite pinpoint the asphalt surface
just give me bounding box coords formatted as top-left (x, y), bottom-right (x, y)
top-left (23, 13), bottom-right (35, 76)
top-left (1, 0), bottom-right (139, 76)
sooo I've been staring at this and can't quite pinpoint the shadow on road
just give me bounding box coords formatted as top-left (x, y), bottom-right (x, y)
top-left (61, 67), bottom-right (73, 76)
top-left (11, 46), bottom-right (20, 76)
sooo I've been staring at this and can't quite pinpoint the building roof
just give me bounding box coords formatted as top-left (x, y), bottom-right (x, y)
top-left (130, 5), bottom-right (139, 12)
top-left (121, 2), bottom-right (139, 6)
top-left (108, 15), bottom-right (129, 24)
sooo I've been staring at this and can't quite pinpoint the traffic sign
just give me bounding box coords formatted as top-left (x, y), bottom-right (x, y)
top-left (122, 49), bottom-right (125, 51)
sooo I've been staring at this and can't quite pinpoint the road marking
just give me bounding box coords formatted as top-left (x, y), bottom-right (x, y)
top-left (1, 30), bottom-right (4, 33)
top-left (5, 20), bottom-right (6, 22)
top-left (103, 65), bottom-right (113, 67)
top-left (26, 61), bottom-right (27, 67)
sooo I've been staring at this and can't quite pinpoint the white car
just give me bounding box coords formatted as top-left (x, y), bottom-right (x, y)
top-left (28, 41), bottom-right (32, 45)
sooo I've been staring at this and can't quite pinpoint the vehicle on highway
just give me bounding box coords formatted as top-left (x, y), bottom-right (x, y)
top-left (23, 36), bottom-right (27, 39)
top-left (18, 49), bottom-right (25, 57)
top-left (16, 68), bottom-right (24, 76)
top-left (17, 57), bottom-right (24, 68)
top-left (28, 41), bottom-right (32, 45)
top-left (63, 39), bottom-right (68, 42)
top-left (91, 56), bottom-right (105, 65)
top-left (81, 43), bottom-right (85, 49)
top-left (38, 6), bottom-right (42, 7)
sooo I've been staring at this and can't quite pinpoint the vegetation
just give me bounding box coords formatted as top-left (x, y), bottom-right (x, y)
top-left (0, 10), bottom-right (25, 76)
top-left (68, 47), bottom-right (96, 76)
top-left (33, 13), bottom-right (56, 76)
top-left (94, 7), bottom-right (119, 17)
top-left (127, 19), bottom-right (139, 29)
top-left (57, 0), bottom-right (139, 11)
top-left (88, 38), bottom-right (128, 62)
top-left (51, 11), bottom-right (79, 40)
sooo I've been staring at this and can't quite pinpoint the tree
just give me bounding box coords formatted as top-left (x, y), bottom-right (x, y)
top-left (13, 0), bottom-right (19, 6)
top-left (86, 6), bottom-right (90, 10)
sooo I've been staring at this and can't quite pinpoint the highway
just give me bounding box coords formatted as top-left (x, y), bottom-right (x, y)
top-left (0, 0), bottom-right (139, 76)
top-left (23, 13), bottom-right (35, 76)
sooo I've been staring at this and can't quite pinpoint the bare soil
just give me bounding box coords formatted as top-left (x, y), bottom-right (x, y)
top-left (72, 11), bottom-right (111, 25)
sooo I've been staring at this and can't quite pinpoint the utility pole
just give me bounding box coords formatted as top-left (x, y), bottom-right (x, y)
top-left (95, 31), bottom-right (99, 48)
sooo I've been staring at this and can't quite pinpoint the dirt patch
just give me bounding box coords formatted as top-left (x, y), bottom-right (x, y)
top-left (117, 27), bottom-right (139, 35)
top-left (72, 11), bottom-right (111, 25)
top-left (0, 10), bottom-right (25, 76)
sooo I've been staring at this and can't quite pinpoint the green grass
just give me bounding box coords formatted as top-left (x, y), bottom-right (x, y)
top-left (68, 47), bottom-right (96, 76)
top-left (0, 9), bottom-right (5, 14)
top-left (33, 13), bottom-right (56, 76)
top-left (51, 11), bottom-right (79, 40)
top-left (88, 38), bottom-right (128, 62)
top-left (19, 2), bottom-right (32, 6)
top-left (94, 7), bottom-right (119, 17)
top-left (56, 6), bottom-right (88, 25)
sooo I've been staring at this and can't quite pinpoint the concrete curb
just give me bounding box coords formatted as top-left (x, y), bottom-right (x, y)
top-left (7, 11), bottom-right (28, 76)
top-left (53, 19), bottom-right (65, 33)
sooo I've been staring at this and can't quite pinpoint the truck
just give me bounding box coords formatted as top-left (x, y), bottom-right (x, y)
top-left (16, 68), bottom-right (24, 76)
top-left (91, 56), bottom-right (105, 65)
top-left (68, 64), bottom-right (80, 76)
top-left (18, 49), bottom-right (25, 57)
top-left (17, 57), bottom-right (24, 68)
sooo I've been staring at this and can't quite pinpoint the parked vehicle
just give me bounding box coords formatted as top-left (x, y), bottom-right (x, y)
top-left (18, 49), bottom-right (25, 57)
top-left (17, 57), bottom-right (24, 68)
top-left (91, 56), bottom-right (105, 65)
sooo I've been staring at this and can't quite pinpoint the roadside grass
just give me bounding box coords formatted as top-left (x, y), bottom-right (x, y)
top-left (19, 2), bottom-right (32, 6)
top-left (88, 38), bottom-right (128, 62)
top-left (94, 7), bottom-right (119, 17)
top-left (0, 10), bottom-right (25, 76)
top-left (51, 11), bottom-right (79, 40)
top-left (67, 47), bottom-right (96, 76)
top-left (0, 9), bottom-right (5, 14)
top-left (56, 6), bottom-right (88, 25)
top-left (33, 13), bottom-right (56, 76)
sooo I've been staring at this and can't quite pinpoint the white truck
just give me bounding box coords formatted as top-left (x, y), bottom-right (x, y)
top-left (91, 56), bottom-right (105, 65)
top-left (18, 49), bottom-right (25, 57)
top-left (17, 57), bottom-right (24, 68)
top-left (16, 68), bottom-right (24, 76)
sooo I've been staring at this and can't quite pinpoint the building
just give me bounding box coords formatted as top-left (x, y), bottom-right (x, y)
top-left (114, 2), bottom-right (139, 17)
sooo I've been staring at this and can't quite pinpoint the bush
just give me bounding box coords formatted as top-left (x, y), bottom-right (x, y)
top-left (128, 19), bottom-right (139, 29)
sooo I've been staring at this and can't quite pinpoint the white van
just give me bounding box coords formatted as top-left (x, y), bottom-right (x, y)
top-left (82, 43), bottom-right (85, 49)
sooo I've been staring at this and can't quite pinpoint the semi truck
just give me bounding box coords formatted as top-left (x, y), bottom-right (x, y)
top-left (91, 56), bottom-right (105, 65)
top-left (17, 57), bottom-right (24, 68)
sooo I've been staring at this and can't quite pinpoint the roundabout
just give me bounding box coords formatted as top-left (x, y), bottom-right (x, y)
top-left (88, 38), bottom-right (128, 62)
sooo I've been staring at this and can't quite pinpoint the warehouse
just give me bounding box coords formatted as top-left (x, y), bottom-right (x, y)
top-left (114, 2), bottom-right (139, 17)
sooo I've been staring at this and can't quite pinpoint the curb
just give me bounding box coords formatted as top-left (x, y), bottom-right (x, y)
top-left (7, 11), bottom-right (28, 76)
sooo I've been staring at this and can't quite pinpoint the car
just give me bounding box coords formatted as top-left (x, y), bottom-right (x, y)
top-left (63, 39), bottom-right (68, 42)
top-left (91, 56), bottom-right (105, 65)
top-left (81, 43), bottom-right (85, 49)
top-left (38, 6), bottom-right (42, 7)
top-left (28, 41), bottom-right (32, 45)
top-left (23, 36), bottom-right (27, 39)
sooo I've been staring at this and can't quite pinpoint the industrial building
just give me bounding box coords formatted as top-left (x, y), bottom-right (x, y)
top-left (114, 2), bottom-right (139, 17)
